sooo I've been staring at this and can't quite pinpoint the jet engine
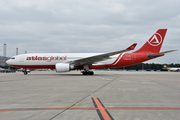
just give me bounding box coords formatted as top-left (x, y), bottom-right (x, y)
top-left (55, 63), bottom-right (74, 72)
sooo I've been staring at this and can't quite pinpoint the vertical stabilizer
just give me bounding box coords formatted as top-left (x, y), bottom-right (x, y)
top-left (134, 29), bottom-right (167, 53)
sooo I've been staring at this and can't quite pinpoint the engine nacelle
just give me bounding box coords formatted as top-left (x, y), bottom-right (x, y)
top-left (55, 63), bottom-right (72, 72)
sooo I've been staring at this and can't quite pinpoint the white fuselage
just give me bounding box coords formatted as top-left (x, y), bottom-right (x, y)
top-left (7, 53), bottom-right (118, 66)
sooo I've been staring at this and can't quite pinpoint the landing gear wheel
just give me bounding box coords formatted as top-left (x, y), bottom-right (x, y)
top-left (88, 71), bottom-right (94, 75)
top-left (82, 71), bottom-right (94, 75)
top-left (83, 71), bottom-right (88, 75)
top-left (24, 71), bottom-right (28, 75)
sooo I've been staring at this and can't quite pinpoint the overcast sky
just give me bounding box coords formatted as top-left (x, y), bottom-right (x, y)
top-left (0, 0), bottom-right (180, 63)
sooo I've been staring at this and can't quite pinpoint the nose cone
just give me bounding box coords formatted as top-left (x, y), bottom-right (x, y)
top-left (6, 60), bottom-right (10, 65)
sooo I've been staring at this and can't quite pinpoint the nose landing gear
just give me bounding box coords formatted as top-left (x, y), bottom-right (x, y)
top-left (23, 71), bottom-right (28, 75)
top-left (23, 69), bottom-right (30, 75)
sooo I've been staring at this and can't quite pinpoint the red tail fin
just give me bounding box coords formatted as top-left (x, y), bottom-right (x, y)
top-left (134, 29), bottom-right (167, 53)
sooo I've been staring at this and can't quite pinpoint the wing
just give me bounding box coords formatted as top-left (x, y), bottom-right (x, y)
top-left (71, 43), bottom-right (137, 67)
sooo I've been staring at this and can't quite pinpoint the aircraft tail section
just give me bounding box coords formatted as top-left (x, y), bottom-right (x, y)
top-left (134, 29), bottom-right (167, 53)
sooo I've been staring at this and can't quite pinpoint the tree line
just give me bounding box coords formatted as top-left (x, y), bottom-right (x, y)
top-left (112, 63), bottom-right (180, 71)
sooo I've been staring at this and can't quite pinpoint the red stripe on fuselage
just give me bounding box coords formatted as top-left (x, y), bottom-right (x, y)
top-left (111, 53), bottom-right (122, 65)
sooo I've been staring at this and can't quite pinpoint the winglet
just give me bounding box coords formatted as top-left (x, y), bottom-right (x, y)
top-left (126, 43), bottom-right (137, 50)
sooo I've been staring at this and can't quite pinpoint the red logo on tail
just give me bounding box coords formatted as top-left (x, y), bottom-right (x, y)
top-left (148, 33), bottom-right (162, 46)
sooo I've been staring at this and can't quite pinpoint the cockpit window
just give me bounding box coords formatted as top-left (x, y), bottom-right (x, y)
top-left (11, 57), bottom-right (15, 59)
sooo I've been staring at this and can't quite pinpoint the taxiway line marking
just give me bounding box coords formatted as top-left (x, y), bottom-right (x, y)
top-left (1, 107), bottom-right (180, 112)
top-left (106, 107), bottom-right (180, 110)
top-left (45, 103), bottom-right (79, 105)
top-left (92, 98), bottom-right (113, 120)
top-left (0, 108), bottom-right (97, 111)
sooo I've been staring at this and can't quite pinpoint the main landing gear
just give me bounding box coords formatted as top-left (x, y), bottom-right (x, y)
top-left (81, 65), bottom-right (94, 75)
top-left (82, 71), bottom-right (94, 75)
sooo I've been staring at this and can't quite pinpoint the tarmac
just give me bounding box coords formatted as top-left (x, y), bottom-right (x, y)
top-left (0, 71), bottom-right (180, 120)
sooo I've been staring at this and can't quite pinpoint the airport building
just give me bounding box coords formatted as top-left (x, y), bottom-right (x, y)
top-left (0, 56), bottom-right (10, 68)
top-left (0, 43), bottom-right (11, 68)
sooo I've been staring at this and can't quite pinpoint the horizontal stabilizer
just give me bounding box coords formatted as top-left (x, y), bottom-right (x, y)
top-left (147, 50), bottom-right (177, 59)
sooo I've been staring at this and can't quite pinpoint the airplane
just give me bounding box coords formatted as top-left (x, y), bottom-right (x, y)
top-left (163, 65), bottom-right (180, 72)
top-left (6, 29), bottom-right (176, 75)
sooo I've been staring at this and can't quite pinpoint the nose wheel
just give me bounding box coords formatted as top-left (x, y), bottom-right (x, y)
top-left (24, 71), bottom-right (28, 75)
top-left (23, 69), bottom-right (30, 75)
